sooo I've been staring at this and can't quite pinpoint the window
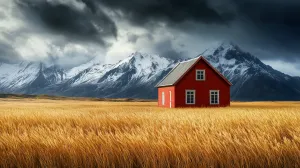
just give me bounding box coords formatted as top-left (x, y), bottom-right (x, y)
top-left (196, 70), bottom-right (205, 81)
top-left (210, 90), bottom-right (219, 105)
top-left (162, 92), bottom-right (165, 105)
top-left (186, 90), bottom-right (195, 104)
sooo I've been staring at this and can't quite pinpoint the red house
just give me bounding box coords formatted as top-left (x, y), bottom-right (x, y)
top-left (156, 56), bottom-right (232, 108)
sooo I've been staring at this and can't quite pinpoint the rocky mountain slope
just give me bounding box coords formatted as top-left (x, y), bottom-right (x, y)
top-left (202, 43), bottom-right (300, 100)
top-left (40, 52), bottom-right (178, 98)
top-left (0, 43), bottom-right (299, 101)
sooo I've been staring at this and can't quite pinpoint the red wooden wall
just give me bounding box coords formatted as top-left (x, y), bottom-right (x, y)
top-left (158, 86), bottom-right (175, 108)
top-left (175, 59), bottom-right (230, 107)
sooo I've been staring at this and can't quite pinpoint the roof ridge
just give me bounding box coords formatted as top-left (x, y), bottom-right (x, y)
top-left (156, 56), bottom-right (232, 87)
top-left (156, 57), bottom-right (200, 87)
top-left (180, 56), bottom-right (200, 63)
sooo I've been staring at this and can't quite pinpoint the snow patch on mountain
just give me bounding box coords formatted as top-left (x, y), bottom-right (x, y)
top-left (70, 64), bottom-right (114, 86)
top-left (0, 62), bottom-right (41, 89)
top-left (130, 52), bottom-right (173, 81)
top-left (65, 56), bottom-right (102, 79)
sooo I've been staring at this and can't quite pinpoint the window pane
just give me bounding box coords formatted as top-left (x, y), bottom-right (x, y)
top-left (186, 91), bottom-right (195, 104)
top-left (210, 91), bottom-right (219, 104)
top-left (196, 70), bottom-right (205, 80)
top-left (187, 92), bottom-right (192, 104)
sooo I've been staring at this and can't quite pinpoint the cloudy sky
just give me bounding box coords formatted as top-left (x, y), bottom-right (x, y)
top-left (0, 0), bottom-right (299, 76)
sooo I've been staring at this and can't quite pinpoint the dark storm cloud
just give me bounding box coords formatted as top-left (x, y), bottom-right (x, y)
top-left (227, 0), bottom-right (300, 62)
top-left (13, 0), bottom-right (300, 50)
top-left (91, 0), bottom-right (300, 63)
top-left (80, 0), bottom-right (300, 62)
top-left (127, 33), bottom-right (139, 43)
top-left (154, 40), bottom-right (186, 60)
top-left (97, 0), bottom-right (234, 25)
top-left (16, 0), bottom-right (117, 45)
top-left (127, 33), bottom-right (154, 44)
top-left (0, 42), bottom-right (22, 63)
top-left (2, 0), bottom-right (299, 72)
top-left (234, 1), bottom-right (300, 42)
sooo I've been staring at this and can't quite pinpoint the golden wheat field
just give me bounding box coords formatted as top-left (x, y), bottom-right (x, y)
top-left (0, 99), bottom-right (300, 168)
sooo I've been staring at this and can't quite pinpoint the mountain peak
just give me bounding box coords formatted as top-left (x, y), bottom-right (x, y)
top-left (218, 41), bottom-right (237, 49)
top-left (202, 41), bottom-right (240, 56)
top-left (130, 52), bottom-right (160, 60)
top-left (201, 41), bottom-right (260, 64)
top-left (131, 51), bottom-right (143, 56)
top-left (114, 52), bottom-right (172, 69)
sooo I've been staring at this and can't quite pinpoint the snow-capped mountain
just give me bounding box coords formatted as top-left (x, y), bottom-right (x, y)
top-left (0, 42), bottom-right (299, 101)
top-left (40, 52), bottom-right (179, 98)
top-left (202, 42), bottom-right (300, 100)
top-left (0, 62), bottom-right (65, 93)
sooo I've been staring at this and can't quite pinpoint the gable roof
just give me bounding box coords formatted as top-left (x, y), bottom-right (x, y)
top-left (156, 56), bottom-right (232, 87)
top-left (155, 57), bottom-right (199, 87)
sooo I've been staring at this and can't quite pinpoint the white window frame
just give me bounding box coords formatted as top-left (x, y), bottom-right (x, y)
top-left (186, 90), bottom-right (196, 105)
top-left (162, 92), bottom-right (165, 105)
top-left (210, 90), bottom-right (220, 105)
top-left (196, 70), bottom-right (206, 81)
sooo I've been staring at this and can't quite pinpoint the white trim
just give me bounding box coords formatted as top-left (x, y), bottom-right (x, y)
top-left (210, 90), bottom-right (220, 105)
top-left (162, 92), bottom-right (165, 105)
top-left (196, 69), bottom-right (206, 81)
top-left (157, 84), bottom-right (173, 87)
top-left (169, 91), bottom-right (172, 108)
top-left (180, 56), bottom-right (199, 63)
top-left (185, 90), bottom-right (196, 105)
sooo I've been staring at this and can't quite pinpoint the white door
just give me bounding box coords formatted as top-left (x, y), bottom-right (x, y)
top-left (169, 91), bottom-right (172, 108)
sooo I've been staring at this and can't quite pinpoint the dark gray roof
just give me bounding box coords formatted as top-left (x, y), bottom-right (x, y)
top-left (156, 57), bottom-right (199, 87)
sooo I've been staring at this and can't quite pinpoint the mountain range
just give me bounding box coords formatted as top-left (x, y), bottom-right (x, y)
top-left (0, 42), bottom-right (299, 101)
